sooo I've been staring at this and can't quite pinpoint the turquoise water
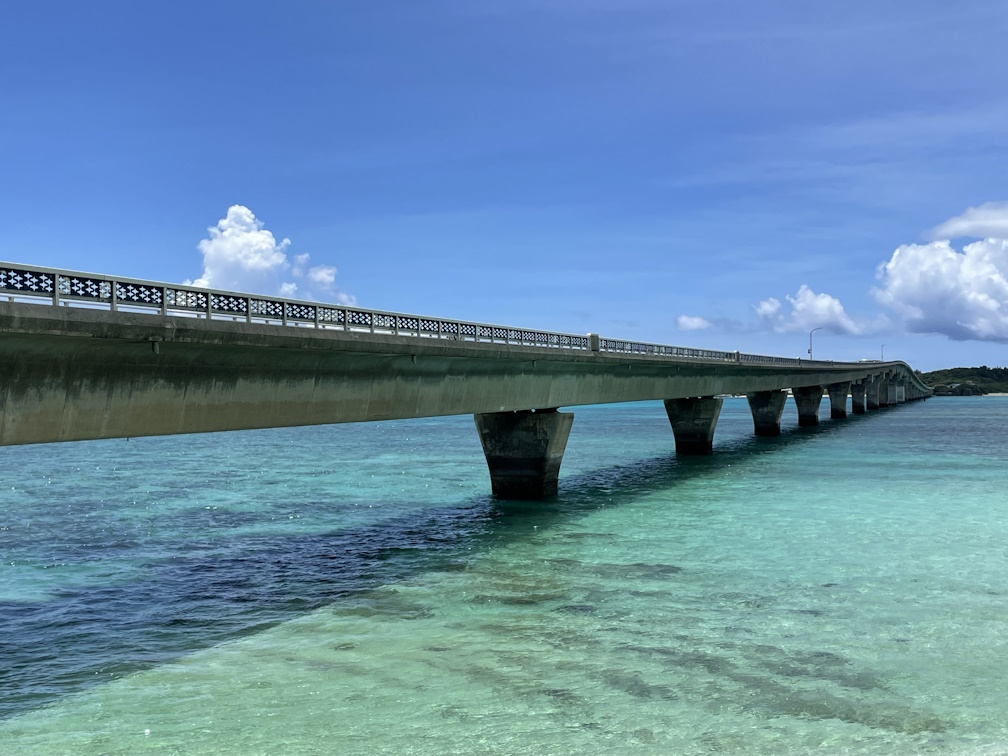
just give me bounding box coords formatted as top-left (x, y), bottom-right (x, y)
top-left (1, 397), bottom-right (1007, 754)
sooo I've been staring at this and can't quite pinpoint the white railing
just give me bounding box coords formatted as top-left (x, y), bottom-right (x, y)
top-left (0, 261), bottom-right (868, 369)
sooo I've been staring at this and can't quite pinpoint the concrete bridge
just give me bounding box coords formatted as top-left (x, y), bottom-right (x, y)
top-left (0, 263), bottom-right (931, 498)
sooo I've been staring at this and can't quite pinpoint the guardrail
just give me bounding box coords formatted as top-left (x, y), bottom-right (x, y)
top-left (0, 261), bottom-right (857, 369)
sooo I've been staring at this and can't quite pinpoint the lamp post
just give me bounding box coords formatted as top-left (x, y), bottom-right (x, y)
top-left (808, 327), bottom-right (823, 359)
top-left (881, 344), bottom-right (885, 361)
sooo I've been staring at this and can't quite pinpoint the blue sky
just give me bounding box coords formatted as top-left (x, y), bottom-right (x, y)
top-left (3, 1), bottom-right (1007, 371)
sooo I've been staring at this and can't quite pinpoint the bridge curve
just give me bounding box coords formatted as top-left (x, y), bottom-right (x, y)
top-left (0, 262), bottom-right (931, 498)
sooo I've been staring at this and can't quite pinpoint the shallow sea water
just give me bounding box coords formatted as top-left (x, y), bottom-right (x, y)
top-left (1, 397), bottom-right (1007, 754)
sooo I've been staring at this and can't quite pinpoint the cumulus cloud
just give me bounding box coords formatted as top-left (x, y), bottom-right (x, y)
top-left (188, 205), bottom-right (355, 304)
top-left (873, 237), bottom-right (1008, 342)
top-left (676, 314), bottom-right (712, 331)
top-left (755, 297), bottom-right (781, 320)
top-left (930, 201), bottom-right (1008, 240)
top-left (755, 285), bottom-right (863, 334)
top-left (308, 265), bottom-right (338, 288)
top-left (726, 202), bottom-right (1008, 344)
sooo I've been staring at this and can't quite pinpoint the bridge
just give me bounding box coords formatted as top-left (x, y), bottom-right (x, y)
top-left (0, 262), bottom-right (931, 498)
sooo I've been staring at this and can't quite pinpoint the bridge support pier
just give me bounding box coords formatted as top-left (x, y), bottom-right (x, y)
top-left (851, 382), bottom-right (866, 414)
top-left (664, 397), bottom-right (722, 455)
top-left (878, 377), bottom-right (891, 407)
top-left (474, 409), bottom-right (574, 499)
top-left (865, 377), bottom-right (880, 410)
top-left (793, 386), bottom-right (824, 426)
top-left (746, 390), bottom-right (788, 436)
top-left (827, 382), bottom-right (851, 419)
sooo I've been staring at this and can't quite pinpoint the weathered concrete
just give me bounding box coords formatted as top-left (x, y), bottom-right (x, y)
top-left (474, 409), bottom-right (574, 498)
top-left (851, 382), bottom-right (866, 414)
top-left (878, 377), bottom-right (891, 407)
top-left (664, 397), bottom-right (723, 455)
top-left (865, 377), bottom-right (881, 410)
top-left (746, 390), bottom-right (788, 437)
top-left (793, 385), bottom-right (824, 426)
top-left (0, 303), bottom-right (932, 447)
top-left (826, 382), bottom-right (851, 419)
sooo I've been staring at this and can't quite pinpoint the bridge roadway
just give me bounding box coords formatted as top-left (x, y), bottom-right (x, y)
top-left (0, 262), bottom-right (931, 498)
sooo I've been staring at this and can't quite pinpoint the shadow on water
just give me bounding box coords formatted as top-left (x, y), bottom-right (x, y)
top-left (0, 409), bottom-right (904, 720)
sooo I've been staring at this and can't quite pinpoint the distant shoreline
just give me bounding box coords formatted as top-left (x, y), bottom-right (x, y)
top-left (920, 367), bottom-right (1008, 396)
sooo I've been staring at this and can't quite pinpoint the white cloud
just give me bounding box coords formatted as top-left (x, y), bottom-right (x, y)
top-left (308, 265), bottom-right (338, 288)
top-left (188, 205), bottom-right (355, 304)
top-left (755, 297), bottom-right (781, 319)
top-left (755, 285), bottom-right (862, 334)
top-left (676, 314), bottom-right (712, 331)
top-left (787, 286), bottom-right (861, 334)
top-left (931, 201), bottom-right (1008, 240)
top-left (873, 237), bottom-right (1008, 342)
top-left (190, 205), bottom-right (289, 291)
top-left (291, 253), bottom-right (311, 277)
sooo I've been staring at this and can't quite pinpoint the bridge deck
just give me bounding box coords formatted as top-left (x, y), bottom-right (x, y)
top-left (0, 298), bottom-right (924, 445)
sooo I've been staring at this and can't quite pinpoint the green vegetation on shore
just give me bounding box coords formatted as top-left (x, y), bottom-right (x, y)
top-left (918, 366), bottom-right (1008, 396)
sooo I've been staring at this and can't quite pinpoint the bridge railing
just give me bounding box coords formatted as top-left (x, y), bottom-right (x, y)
top-left (598, 337), bottom-right (736, 362)
top-left (0, 262), bottom-right (596, 350)
top-left (0, 261), bottom-right (856, 369)
top-left (595, 339), bottom-right (835, 367)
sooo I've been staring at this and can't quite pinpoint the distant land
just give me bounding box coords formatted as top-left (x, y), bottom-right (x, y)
top-left (918, 367), bottom-right (1008, 396)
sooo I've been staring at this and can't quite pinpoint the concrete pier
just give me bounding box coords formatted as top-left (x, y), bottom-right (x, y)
top-left (793, 385), bottom-right (824, 426)
top-left (827, 381), bottom-right (851, 419)
top-left (851, 382), bottom-right (866, 414)
top-left (474, 409), bottom-right (574, 499)
top-left (878, 377), bottom-right (890, 407)
top-left (746, 390), bottom-right (788, 436)
top-left (865, 377), bottom-right (880, 410)
top-left (664, 397), bottom-right (723, 455)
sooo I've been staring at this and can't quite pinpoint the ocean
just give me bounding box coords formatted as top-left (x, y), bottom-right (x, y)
top-left (1, 397), bottom-right (1006, 754)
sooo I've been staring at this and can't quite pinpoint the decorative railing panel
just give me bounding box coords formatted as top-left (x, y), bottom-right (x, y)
top-left (347, 309), bottom-right (372, 328)
top-left (251, 298), bottom-right (284, 320)
top-left (0, 266), bottom-right (55, 297)
top-left (59, 274), bottom-right (112, 301)
top-left (117, 282), bottom-right (163, 307)
top-left (0, 261), bottom-right (904, 375)
top-left (166, 287), bottom-right (207, 312)
top-left (211, 293), bottom-right (246, 316)
top-left (286, 303), bottom-right (316, 322)
top-left (318, 306), bottom-right (344, 326)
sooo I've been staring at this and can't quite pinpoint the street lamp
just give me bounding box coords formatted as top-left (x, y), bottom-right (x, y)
top-left (881, 344), bottom-right (885, 361)
top-left (808, 327), bottom-right (823, 359)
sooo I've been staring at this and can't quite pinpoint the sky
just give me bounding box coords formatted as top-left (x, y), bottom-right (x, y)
top-left (2, 1), bottom-right (1007, 371)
